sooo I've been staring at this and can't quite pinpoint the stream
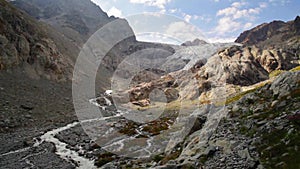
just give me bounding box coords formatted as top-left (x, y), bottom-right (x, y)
top-left (0, 89), bottom-right (226, 169)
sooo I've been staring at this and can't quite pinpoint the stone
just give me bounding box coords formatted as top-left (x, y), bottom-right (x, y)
top-left (271, 100), bottom-right (279, 108)
top-left (24, 114), bottom-right (32, 118)
top-left (164, 88), bottom-right (179, 103)
top-left (132, 99), bottom-right (150, 107)
top-left (20, 104), bottom-right (34, 111)
top-left (277, 100), bottom-right (287, 108)
top-left (232, 104), bottom-right (240, 112)
top-left (238, 148), bottom-right (252, 160)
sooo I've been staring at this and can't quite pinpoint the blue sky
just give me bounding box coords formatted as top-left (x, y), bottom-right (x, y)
top-left (91, 0), bottom-right (300, 43)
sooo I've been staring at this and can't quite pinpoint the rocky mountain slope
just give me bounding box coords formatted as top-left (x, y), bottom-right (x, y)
top-left (0, 0), bottom-right (75, 81)
top-left (105, 17), bottom-right (300, 169)
top-left (11, 0), bottom-right (115, 46)
top-left (235, 16), bottom-right (300, 47)
top-left (126, 17), bottom-right (300, 106)
top-left (8, 0), bottom-right (180, 92)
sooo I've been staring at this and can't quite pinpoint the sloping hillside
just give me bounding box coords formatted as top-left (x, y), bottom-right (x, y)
top-left (0, 0), bottom-right (75, 81)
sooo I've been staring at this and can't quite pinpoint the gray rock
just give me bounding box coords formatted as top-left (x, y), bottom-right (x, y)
top-left (238, 148), bottom-right (252, 160)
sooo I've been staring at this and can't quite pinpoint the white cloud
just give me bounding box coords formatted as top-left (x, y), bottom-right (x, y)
top-left (136, 32), bottom-right (181, 44)
top-left (169, 8), bottom-right (178, 13)
top-left (269, 0), bottom-right (290, 6)
top-left (193, 15), bottom-right (212, 23)
top-left (214, 1), bottom-right (266, 36)
top-left (165, 21), bottom-right (205, 42)
top-left (184, 14), bottom-right (192, 22)
top-left (244, 22), bottom-right (253, 29)
top-left (107, 6), bottom-right (122, 17)
top-left (217, 2), bottom-right (261, 19)
top-left (181, 12), bottom-right (212, 24)
top-left (217, 7), bottom-right (237, 16)
top-left (259, 2), bottom-right (268, 8)
top-left (129, 0), bottom-right (172, 9)
top-left (215, 17), bottom-right (241, 34)
top-left (231, 1), bottom-right (247, 8)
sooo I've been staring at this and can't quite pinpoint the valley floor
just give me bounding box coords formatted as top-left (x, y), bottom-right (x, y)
top-left (0, 70), bottom-right (77, 169)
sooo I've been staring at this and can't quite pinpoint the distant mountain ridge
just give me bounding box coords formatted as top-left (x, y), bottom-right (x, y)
top-left (11, 0), bottom-right (117, 45)
top-left (235, 16), bottom-right (300, 46)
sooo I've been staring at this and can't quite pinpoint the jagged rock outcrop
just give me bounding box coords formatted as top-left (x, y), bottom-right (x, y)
top-left (196, 46), bottom-right (269, 86)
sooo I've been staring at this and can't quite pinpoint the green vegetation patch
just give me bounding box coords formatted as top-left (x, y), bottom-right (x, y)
top-left (290, 66), bottom-right (300, 72)
top-left (225, 88), bottom-right (257, 105)
top-left (269, 70), bottom-right (286, 78)
top-left (257, 127), bottom-right (300, 169)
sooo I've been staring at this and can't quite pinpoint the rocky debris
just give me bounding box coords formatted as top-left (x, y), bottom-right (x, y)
top-left (257, 48), bottom-right (299, 72)
top-left (132, 99), bottom-right (150, 107)
top-left (115, 71), bottom-right (299, 169)
top-left (124, 75), bottom-right (178, 104)
top-left (226, 71), bottom-right (300, 168)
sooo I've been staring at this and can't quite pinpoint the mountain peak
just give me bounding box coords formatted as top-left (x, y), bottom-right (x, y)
top-left (181, 38), bottom-right (208, 46)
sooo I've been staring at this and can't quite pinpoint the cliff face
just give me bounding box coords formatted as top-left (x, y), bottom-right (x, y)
top-left (0, 0), bottom-right (74, 81)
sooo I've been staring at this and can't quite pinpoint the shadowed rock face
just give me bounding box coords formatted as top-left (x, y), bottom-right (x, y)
top-left (235, 21), bottom-right (287, 46)
top-left (235, 16), bottom-right (300, 47)
top-left (12, 0), bottom-right (115, 44)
